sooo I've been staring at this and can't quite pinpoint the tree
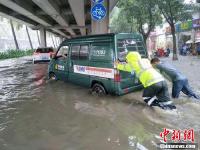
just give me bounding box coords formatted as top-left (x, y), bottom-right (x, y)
top-left (10, 19), bottom-right (19, 50)
top-left (157, 0), bottom-right (191, 60)
top-left (110, 9), bottom-right (136, 33)
top-left (117, 0), bottom-right (162, 47)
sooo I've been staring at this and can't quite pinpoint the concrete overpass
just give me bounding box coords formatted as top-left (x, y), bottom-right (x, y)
top-left (0, 0), bottom-right (118, 47)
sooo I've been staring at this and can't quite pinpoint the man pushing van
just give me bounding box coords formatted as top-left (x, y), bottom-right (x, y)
top-left (115, 51), bottom-right (176, 110)
top-left (151, 57), bottom-right (199, 99)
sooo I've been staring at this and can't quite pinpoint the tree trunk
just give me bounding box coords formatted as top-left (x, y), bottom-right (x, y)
top-left (26, 26), bottom-right (33, 49)
top-left (36, 30), bottom-right (40, 46)
top-left (171, 24), bottom-right (178, 60)
top-left (142, 34), bottom-right (147, 49)
top-left (10, 19), bottom-right (19, 50)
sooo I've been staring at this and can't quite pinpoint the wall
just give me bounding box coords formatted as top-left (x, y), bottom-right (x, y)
top-left (0, 17), bottom-right (60, 51)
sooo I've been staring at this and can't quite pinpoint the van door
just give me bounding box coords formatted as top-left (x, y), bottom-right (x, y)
top-left (68, 44), bottom-right (90, 87)
top-left (90, 42), bottom-right (115, 93)
top-left (53, 45), bottom-right (69, 81)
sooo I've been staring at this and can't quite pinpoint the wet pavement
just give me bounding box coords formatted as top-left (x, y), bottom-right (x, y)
top-left (0, 56), bottom-right (200, 150)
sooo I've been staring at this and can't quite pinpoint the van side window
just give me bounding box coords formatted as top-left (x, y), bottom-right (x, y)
top-left (80, 45), bottom-right (89, 59)
top-left (71, 45), bottom-right (80, 59)
top-left (56, 46), bottom-right (68, 59)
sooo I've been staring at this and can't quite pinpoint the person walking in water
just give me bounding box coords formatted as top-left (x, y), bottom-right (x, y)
top-left (151, 57), bottom-right (199, 99)
top-left (116, 52), bottom-right (176, 110)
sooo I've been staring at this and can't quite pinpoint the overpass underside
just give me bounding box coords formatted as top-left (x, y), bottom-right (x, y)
top-left (0, 0), bottom-right (118, 47)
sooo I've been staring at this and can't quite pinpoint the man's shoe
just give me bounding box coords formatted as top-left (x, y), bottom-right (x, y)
top-left (150, 100), bottom-right (166, 109)
top-left (150, 100), bottom-right (160, 107)
top-left (189, 96), bottom-right (200, 103)
top-left (193, 95), bottom-right (200, 99)
top-left (162, 104), bottom-right (176, 110)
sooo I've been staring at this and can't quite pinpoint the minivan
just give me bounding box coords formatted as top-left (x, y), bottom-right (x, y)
top-left (48, 33), bottom-right (148, 95)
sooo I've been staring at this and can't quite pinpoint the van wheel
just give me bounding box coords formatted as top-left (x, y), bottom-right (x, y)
top-left (91, 83), bottom-right (106, 96)
top-left (49, 73), bottom-right (57, 80)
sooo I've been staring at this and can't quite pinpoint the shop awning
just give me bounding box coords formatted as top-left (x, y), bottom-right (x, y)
top-left (186, 40), bottom-right (193, 44)
top-left (195, 39), bottom-right (200, 43)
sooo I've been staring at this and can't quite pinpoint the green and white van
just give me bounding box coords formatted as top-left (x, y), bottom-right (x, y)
top-left (48, 33), bottom-right (148, 95)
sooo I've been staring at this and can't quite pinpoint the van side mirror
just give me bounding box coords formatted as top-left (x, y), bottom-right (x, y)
top-left (50, 53), bottom-right (56, 59)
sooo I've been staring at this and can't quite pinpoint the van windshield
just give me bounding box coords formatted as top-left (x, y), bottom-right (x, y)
top-left (117, 38), bottom-right (146, 61)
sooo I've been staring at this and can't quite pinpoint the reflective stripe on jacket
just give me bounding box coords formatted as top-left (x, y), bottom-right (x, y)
top-left (117, 52), bottom-right (164, 88)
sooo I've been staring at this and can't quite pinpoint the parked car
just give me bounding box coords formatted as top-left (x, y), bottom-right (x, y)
top-left (33, 47), bottom-right (55, 63)
top-left (48, 33), bottom-right (148, 96)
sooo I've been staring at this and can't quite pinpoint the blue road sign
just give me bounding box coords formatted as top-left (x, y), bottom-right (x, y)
top-left (92, 0), bottom-right (104, 3)
top-left (91, 4), bottom-right (107, 21)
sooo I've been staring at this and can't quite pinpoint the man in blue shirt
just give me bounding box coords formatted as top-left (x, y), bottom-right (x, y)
top-left (151, 58), bottom-right (199, 99)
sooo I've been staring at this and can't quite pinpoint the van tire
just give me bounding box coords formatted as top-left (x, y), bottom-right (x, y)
top-left (49, 72), bottom-right (57, 80)
top-left (91, 83), bottom-right (106, 96)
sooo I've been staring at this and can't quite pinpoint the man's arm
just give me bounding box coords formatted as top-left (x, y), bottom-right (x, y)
top-left (155, 64), bottom-right (172, 82)
top-left (116, 63), bottom-right (132, 73)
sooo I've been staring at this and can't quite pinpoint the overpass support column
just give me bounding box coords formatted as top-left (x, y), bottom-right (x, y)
top-left (59, 37), bottom-right (64, 44)
top-left (39, 28), bottom-right (47, 47)
top-left (91, 0), bottom-right (109, 34)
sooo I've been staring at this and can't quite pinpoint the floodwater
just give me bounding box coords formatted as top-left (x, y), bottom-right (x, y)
top-left (0, 56), bottom-right (200, 150)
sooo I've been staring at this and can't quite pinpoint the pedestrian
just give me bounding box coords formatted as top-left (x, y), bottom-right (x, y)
top-left (196, 43), bottom-right (200, 55)
top-left (179, 45), bottom-right (183, 55)
top-left (151, 57), bottom-right (199, 99)
top-left (115, 51), bottom-right (176, 110)
top-left (166, 46), bottom-right (171, 57)
top-left (182, 44), bottom-right (187, 56)
top-left (166, 47), bottom-right (170, 55)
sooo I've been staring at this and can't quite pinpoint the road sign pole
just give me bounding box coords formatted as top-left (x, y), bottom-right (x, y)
top-left (91, 0), bottom-right (109, 34)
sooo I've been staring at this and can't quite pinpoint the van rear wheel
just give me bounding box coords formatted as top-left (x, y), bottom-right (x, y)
top-left (49, 73), bottom-right (57, 80)
top-left (91, 83), bottom-right (106, 96)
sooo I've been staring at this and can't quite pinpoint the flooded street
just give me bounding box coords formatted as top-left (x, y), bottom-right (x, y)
top-left (0, 56), bottom-right (200, 150)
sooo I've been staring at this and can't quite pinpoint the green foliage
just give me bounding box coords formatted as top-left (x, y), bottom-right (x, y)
top-left (110, 9), bottom-right (136, 33)
top-left (116, 0), bottom-right (162, 43)
top-left (157, 0), bottom-right (192, 25)
top-left (0, 49), bottom-right (34, 60)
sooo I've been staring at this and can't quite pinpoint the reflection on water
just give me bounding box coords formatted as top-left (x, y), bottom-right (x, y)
top-left (0, 56), bottom-right (200, 150)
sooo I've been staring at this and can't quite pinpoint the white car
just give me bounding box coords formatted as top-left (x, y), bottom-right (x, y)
top-left (33, 47), bottom-right (55, 63)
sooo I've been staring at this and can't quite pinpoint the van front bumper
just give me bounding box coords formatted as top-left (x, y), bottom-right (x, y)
top-left (33, 59), bottom-right (50, 63)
